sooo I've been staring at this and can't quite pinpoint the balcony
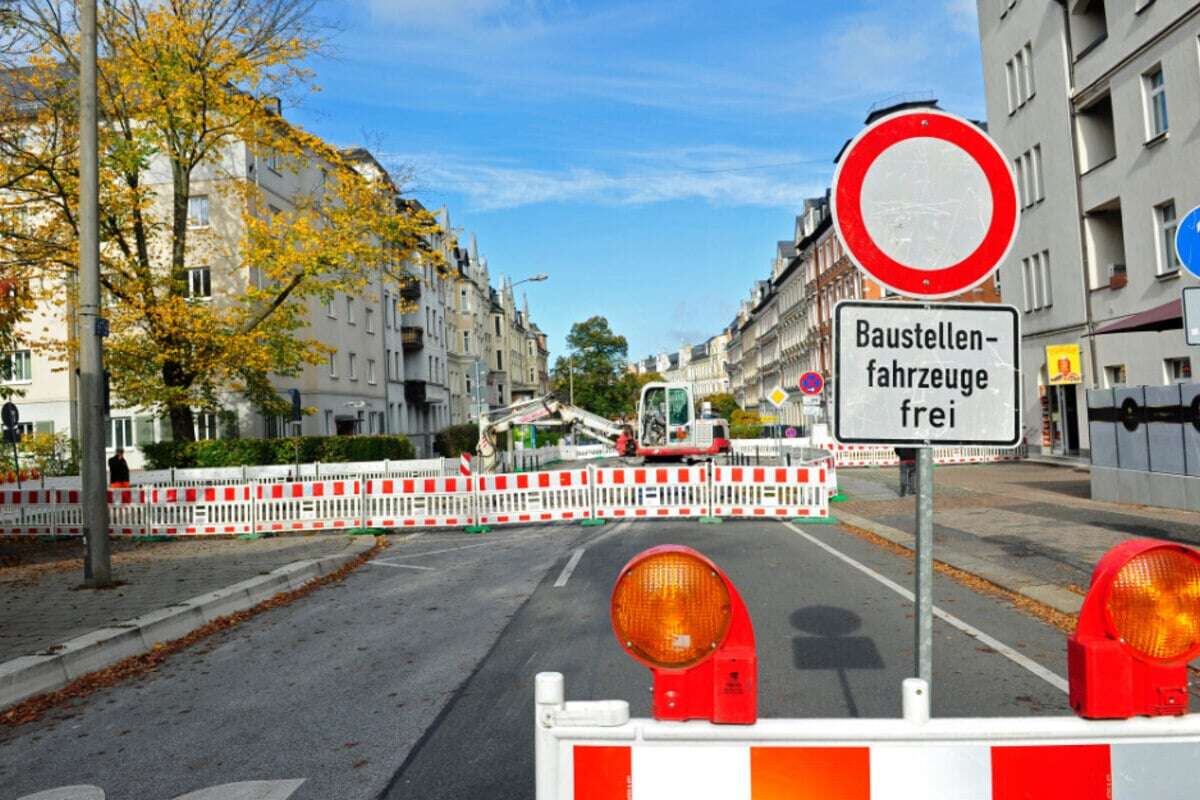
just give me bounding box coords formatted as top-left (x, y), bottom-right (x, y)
top-left (400, 281), bottom-right (421, 302)
top-left (401, 326), bottom-right (424, 351)
top-left (404, 380), bottom-right (427, 404)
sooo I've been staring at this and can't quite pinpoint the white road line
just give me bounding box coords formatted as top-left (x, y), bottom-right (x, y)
top-left (782, 521), bottom-right (1069, 694)
top-left (369, 561), bottom-right (436, 571)
top-left (395, 541), bottom-right (495, 559)
top-left (554, 548), bottom-right (586, 588)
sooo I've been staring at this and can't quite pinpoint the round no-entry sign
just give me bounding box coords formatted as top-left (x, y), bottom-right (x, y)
top-left (799, 371), bottom-right (824, 396)
top-left (832, 108), bottom-right (1019, 299)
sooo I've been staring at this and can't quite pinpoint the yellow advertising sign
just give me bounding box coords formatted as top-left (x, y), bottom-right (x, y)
top-left (1046, 343), bottom-right (1082, 385)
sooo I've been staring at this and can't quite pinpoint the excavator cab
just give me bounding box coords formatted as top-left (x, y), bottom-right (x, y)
top-left (635, 382), bottom-right (730, 460)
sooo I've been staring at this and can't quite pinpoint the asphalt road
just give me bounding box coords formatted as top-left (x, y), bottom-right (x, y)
top-left (2, 518), bottom-right (1072, 800)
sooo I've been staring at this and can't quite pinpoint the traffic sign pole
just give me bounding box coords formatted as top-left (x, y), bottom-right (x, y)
top-left (916, 448), bottom-right (934, 689)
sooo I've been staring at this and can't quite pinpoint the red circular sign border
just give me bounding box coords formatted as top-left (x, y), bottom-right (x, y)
top-left (799, 371), bottom-right (824, 395)
top-left (831, 109), bottom-right (1019, 299)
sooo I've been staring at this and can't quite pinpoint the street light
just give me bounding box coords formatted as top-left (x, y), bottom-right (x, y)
top-left (511, 273), bottom-right (548, 289)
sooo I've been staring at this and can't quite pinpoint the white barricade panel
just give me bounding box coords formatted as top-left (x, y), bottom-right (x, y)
top-left (593, 466), bottom-right (709, 519)
top-left (710, 466), bottom-right (827, 519)
top-left (107, 487), bottom-right (148, 536)
top-left (255, 480), bottom-right (361, 533)
top-left (0, 489), bottom-right (59, 536)
top-left (477, 470), bottom-right (591, 525)
top-left (366, 476), bottom-right (475, 528)
top-left (560, 737), bottom-right (1200, 799)
top-left (150, 485), bottom-right (255, 536)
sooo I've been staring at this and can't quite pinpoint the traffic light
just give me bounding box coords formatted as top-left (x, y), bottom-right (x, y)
top-left (1068, 539), bottom-right (1200, 718)
top-left (610, 545), bottom-right (757, 724)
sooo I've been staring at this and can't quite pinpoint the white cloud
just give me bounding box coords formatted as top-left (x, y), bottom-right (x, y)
top-left (383, 147), bottom-right (828, 211)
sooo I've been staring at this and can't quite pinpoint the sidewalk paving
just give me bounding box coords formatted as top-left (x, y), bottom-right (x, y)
top-left (832, 461), bottom-right (1200, 615)
top-left (0, 535), bottom-right (365, 663)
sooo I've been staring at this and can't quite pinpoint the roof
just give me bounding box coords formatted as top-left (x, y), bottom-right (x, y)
top-left (1092, 299), bottom-right (1182, 335)
top-left (691, 343), bottom-right (708, 360)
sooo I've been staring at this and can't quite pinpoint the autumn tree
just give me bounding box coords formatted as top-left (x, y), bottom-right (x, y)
top-left (550, 316), bottom-right (629, 419)
top-left (701, 392), bottom-right (738, 421)
top-left (0, 1), bottom-right (443, 439)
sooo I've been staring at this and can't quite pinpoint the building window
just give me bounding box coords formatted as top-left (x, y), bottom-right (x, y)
top-left (1022, 42), bottom-right (1035, 99)
top-left (367, 358), bottom-right (377, 384)
top-left (496, 349), bottom-right (503, 370)
top-left (366, 307), bottom-right (375, 333)
top-left (107, 417), bottom-right (133, 449)
top-left (1039, 249), bottom-right (1052, 307)
top-left (1105, 365), bottom-right (1127, 388)
top-left (463, 331), bottom-right (471, 353)
top-left (1005, 59), bottom-right (1017, 113)
top-left (187, 266), bottom-right (211, 298)
top-left (346, 296), bottom-right (355, 324)
top-left (1156, 200), bottom-right (1179, 274)
top-left (460, 287), bottom-right (468, 310)
top-left (1, 350), bottom-right (31, 382)
top-left (1014, 158), bottom-right (1026, 207)
top-left (348, 352), bottom-right (358, 380)
top-left (324, 410), bottom-right (333, 435)
top-left (1021, 258), bottom-right (1033, 312)
top-left (495, 316), bottom-right (501, 335)
top-left (329, 351), bottom-right (337, 378)
top-left (1166, 357), bottom-right (1192, 383)
top-left (187, 195), bottom-right (209, 227)
top-left (1145, 67), bottom-right (1168, 138)
top-left (194, 412), bottom-right (219, 441)
top-left (327, 298), bottom-right (336, 318)
top-left (266, 149), bottom-right (281, 173)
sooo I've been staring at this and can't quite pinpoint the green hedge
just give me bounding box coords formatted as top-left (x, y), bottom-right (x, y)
top-left (142, 435), bottom-right (416, 469)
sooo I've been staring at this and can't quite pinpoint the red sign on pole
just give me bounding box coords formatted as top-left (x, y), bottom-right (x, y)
top-left (798, 371), bottom-right (824, 396)
top-left (831, 109), bottom-right (1019, 299)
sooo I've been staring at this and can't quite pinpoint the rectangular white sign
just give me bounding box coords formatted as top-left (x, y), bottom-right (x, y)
top-left (834, 300), bottom-right (1021, 446)
top-left (1185, 287), bottom-right (1200, 347)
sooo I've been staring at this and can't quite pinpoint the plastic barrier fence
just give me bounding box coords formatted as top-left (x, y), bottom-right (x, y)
top-left (476, 470), bottom-right (592, 526)
top-left (730, 440), bottom-right (1028, 468)
top-left (593, 466), bottom-right (711, 520)
top-left (365, 476), bottom-right (476, 529)
top-left (534, 673), bottom-right (1200, 800)
top-left (710, 465), bottom-right (829, 519)
top-left (0, 463), bottom-right (831, 536)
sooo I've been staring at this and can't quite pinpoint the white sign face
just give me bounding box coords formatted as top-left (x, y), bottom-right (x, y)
top-left (834, 300), bottom-right (1020, 446)
top-left (767, 387), bottom-right (788, 409)
top-left (1185, 287), bottom-right (1200, 347)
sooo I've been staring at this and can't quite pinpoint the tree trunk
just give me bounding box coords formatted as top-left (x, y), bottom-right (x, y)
top-left (163, 359), bottom-right (195, 442)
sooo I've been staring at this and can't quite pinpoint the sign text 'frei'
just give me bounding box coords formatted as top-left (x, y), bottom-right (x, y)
top-left (834, 300), bottom-right (1020, 446)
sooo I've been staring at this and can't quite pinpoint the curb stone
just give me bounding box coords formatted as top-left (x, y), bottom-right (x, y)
top-left (833, 509), bottom-right (1085, 617)
top-left (0, 536), bottom-right (375, 712)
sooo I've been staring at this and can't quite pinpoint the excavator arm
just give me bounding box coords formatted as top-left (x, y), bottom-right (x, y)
top-left (476, 395), bottom-right (631, 472)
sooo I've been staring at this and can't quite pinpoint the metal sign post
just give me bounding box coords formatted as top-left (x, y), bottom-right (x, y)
top-left (831, 108), bottom-right (1020, 700)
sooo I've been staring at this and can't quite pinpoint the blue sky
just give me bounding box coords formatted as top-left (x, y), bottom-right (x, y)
top-left (293, 0), bottom-right (985, 363)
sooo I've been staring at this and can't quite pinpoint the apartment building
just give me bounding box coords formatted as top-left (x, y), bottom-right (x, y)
top-left (632, 332), bottom-right (730, 400)
top-left (445, 232), bottom-right (494, 426)
top-left (977, 0), bottom-right (1200, 455)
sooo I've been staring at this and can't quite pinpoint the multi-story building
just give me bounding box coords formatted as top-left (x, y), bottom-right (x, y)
top-left (444, 231), bottom-right (494, 427)
top-left (632, 333), bottom-right (730, 400)
top-left (485, 278), bottom-right (550, 409)
top-left (976, 0), bottom-right (1200, 456)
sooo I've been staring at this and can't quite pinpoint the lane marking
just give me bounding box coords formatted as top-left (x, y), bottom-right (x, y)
top-left (369, 561), bottom-right (436, 571)
top-left (395, 542), bottom-right (495, 559)
top-left (782, 521), bottom-right (1069, 694)
top-left (554, 548), bottom-right (586, 588)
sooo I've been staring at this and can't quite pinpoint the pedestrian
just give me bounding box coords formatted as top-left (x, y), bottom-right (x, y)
top-left (108, 448), bottom-right (130, 488)
top-left (895, 446), bottom-right (917, 497)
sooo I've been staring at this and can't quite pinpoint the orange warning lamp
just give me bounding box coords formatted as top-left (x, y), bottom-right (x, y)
top-left (610, 545), bottom-right (757, 724)
top-left (1069, 539), bottom-right (1200, 718)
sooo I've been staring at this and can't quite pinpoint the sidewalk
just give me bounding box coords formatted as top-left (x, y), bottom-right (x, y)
top-left (832, 461), bottom-right (1200, 615)
top-left (0, 535), bottom-right (367, 662)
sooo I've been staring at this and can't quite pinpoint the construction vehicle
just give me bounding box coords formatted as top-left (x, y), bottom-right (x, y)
top-left (476, 382), bottom-right (731, 472)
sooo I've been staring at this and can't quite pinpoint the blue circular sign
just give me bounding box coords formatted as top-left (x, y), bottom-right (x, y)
top-left (799, 371), bottom-right (824, 396)
top-left (1174, 205), bottom-right (1200, 279)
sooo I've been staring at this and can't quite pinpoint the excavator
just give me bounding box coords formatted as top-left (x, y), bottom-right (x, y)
top-left (476, 381), bottom-right (731, 473)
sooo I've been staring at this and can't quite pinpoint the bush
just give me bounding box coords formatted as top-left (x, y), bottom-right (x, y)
top-left (730, 409), bottom-right (764, 439)
top-left (434, 423), bottom-right (479, 458)
top-left (142, 434), bottom-right (416, 469)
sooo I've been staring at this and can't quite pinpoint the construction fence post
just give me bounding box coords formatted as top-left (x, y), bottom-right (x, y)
top-left (580, 462), bottom-right (603, 526)
top-left (700, 461), bottom-right (721, 524)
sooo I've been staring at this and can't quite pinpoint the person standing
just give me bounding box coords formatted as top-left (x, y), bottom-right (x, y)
top-left (895, 446), bottom-right (917, 497)
top-left (108, 448), bottom-right (130, 488)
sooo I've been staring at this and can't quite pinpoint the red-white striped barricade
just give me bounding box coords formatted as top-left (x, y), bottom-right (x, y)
top-left (147, 485), bottom-right (256, 536)
top-left (534, 672), bottom-right (1200, 800)
top-left (460, 453), bottom-right (472, 476)
top-left (365, 475), bottom-right (476, 529)
top-left (0, 489), bottom-right (62, 536)
top-left (592, 465), bottom-right (710, 520)
top-left (710, 465), bottom-right (828, 519)
top-left (475, 470), bottom-right (592, 526)
top-left (254, 480), bottom-right (362, 533)
top-left (107, 486), bottom-right (152, 536)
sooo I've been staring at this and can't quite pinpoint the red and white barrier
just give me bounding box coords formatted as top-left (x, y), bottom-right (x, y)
top-left (0, 489), bottom-right (65, 536)
top-left (151, 485), bottom-right (255, 536)
top-left (593, 466), bottom-right (710, 520)
top-left (254, 480), bottom-right (362, 533)
top-left (476, 470), bottom-right (592, 526)
top-left (365, 476), bottom-right (476, 529)
top-left (710, 465), bottom-right (829, 519)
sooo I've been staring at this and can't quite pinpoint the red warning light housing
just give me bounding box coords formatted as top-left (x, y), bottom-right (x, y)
top-left (610, 545), bottom-right (757, 724)
top-left (1068, 539), bottom-right (1200, 719)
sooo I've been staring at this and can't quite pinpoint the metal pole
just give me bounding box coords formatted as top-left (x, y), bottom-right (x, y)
top-left (568, 355), bottom-right (574, 406)
top-left (915, 446), bottom-right (934, 689)
top-left (78, 0), bottom-right (111, 586)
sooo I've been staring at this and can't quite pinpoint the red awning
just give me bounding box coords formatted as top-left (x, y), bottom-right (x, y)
top-left (1092, 298), bottom-right (1182, 335)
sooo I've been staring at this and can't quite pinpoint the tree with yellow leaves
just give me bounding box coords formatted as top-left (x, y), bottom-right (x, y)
top-left (0, 0), bottom-right (443, 439)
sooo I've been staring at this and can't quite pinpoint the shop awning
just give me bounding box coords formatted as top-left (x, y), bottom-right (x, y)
top-left (1091, 298), bottom-right (1182, 335)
